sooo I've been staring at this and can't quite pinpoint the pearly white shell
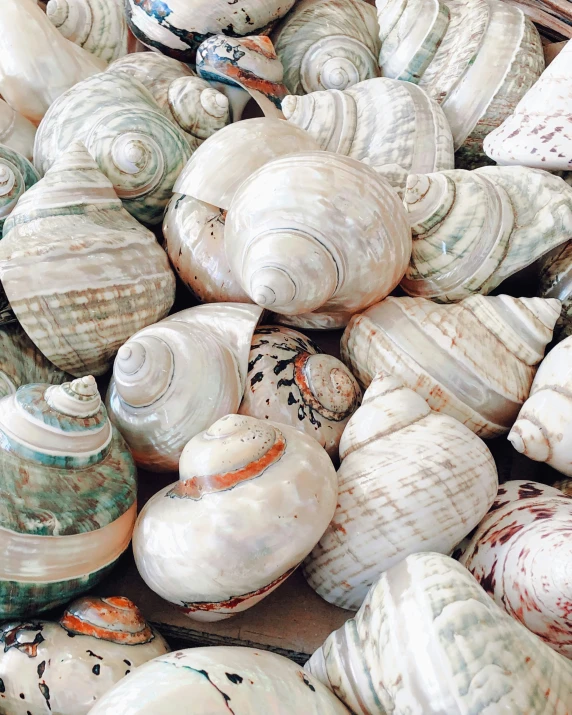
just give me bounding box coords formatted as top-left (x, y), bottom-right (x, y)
top-left (0, 145), bottom-right (40, 232)
top-left (0, 100), bottom-right (37, 162)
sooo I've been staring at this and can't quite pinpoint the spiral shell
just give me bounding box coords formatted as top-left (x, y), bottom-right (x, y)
top-left (271, 0), bottom-right (381, 95)
top-left (341, 294), bottom-right (560, 438)
top-left (107, 303), bottom-right (263, 472)
top-left (0, 145), bottom-right (39, 232)
top-left (402, 167), bottom-right (572, 302)
top-left (133, 413), bottom-right (337, 620)
top-left (60, 596), bottom-right (154, 644)
top-left (0, 99), bottom-right (37, 161)
top-left (306, 552), bottom-right (572, 715)
top-left (0, 376), bottom-right (136, 618)
top-left (226, 152), bottom-right (412, 328)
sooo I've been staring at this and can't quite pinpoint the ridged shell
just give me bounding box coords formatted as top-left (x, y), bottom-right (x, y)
top-left (0, 99), bottom-right (37, 161)
top-left (0, 142), bottom-right (175, 377)
top-left (46, 0), bottom-right (129, 64)
top-left (402, 167), bottom-right (572, 302)
top-left (133, 414), bottom-right (338, 620)
top-left (0, 145), bottom-right (39, 232)
top-left (539, 241), bottom-right (572, 344)
top-left (304, 373), bottom-right (497, 610)
top-left (0, 376), bottom-right (136, 618)
top-left (306, 552), bottom-right (572, 714)
top-left (239, 326), bottom-right (361, 458)
top-left (282, 77), bottom-right (454, 195)
top-left (106, 303), bottom-right (263, 472)
top-left (0, 0), bottom-right (105, 125)
top-left (484, 39), bottom-right (572, 170)
top-left (226, 152), bottom-right (412, 328)
top-left (272, 0), bottom-right (381, 95)
top-left (457, 480), bottom-right (572, 658)
top-left (88, 647), bottom-right (350, 714)
top-left (34, 71), bottom-right (192, 224)
top-left (341, 294), bottom-right (560, 437)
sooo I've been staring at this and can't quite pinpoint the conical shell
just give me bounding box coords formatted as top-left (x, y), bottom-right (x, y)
top-left (133, 414), bottom-right (338, 620)
top-left (0, 145), bottom-right (39, 232)
top-left (0, 142), bottom-right (175, 377)
top-left (0, 99), bottom-right (37, 161)
top-left (239, 326), bottom-right (361, 458)
top-left (341, 294), bottom-right (560, 437)
top-left (272, 0), bottom-right (381, 95)
top-left (226, 151), bottom-right (412, 327)
top-left (484, 39), bottom-right (572, 170)
top-left (304, 373), bottom-right (497, 610)
top-left (457, 480), bottom-right (572, 658)
top-left (402, 167), bottom-right (572, 302)
top-left (306, 552), bottom-right (572, 715)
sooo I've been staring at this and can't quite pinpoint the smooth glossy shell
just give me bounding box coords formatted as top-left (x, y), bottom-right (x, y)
top-left (0, 145), bottom-right (40, 232)
top-left (0, 99), bottom-right (37, 161)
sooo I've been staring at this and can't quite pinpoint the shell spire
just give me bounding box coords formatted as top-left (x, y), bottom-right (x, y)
top-left (0, 145), bottom-right (40, 232)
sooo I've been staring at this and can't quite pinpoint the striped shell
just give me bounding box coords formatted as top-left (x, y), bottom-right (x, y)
top-left (0, 99), bottom-right (36, 161)
top-left (0, 145), bottom-right (39, 232)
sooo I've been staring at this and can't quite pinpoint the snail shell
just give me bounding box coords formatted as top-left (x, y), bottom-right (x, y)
top-left (0, 145), bottom-right (39, 232)
top-left (306, 552), bottom-right (572, 715)
top-left (0, 376), bottom-right (136, 618)
top-left (239, 326), bottom-right (361, 458)
top-left (457, 480), bottom-right (572, 658)
top-left (0, 99), bottom-right (37, 161)
top-left (402, 167), bottom-right (572, 302)
top-left (539, 241), bottom-right (572, 344)
top-left (341, 294), bottom-right (561, 437)
top-left (304, 372), bottom-right (497, 610)
top-left (272, 0), bottom-right (381, 95)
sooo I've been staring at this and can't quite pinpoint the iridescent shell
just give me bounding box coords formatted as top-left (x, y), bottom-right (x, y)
top-left (0, 99), bottom-right (36, 161)
top-left (0, 377), bottom-right (136, 618)
top-left (0, 145), bottom-right (39, 232)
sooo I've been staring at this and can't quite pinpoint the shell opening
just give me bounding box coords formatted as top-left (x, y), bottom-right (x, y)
top-left (114, 336), bottom-right (174, 408)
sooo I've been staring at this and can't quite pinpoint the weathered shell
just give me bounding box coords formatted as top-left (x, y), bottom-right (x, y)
top-left (89, 647), bottom-right (351, 714)
top-left (106, 303), bottom-right (263, 472)
top-left (306, 552), bottom-right (572, 714)
top-left (0, 0), bottom-right (105, 125)
top-left (555, 478), bottom-right (572, 496)
top-left (282, 77), bottom-right (454, 195)
top-left (402, 167), bottom-right (572, 302)
top-left (34, 70), bottom-right (192, 224)
top-left (0, 100), bottom-right (37, 161)
top-left (539, 242), bottom-right (572, 344)
top-left (0, 145), bottom-right (39, 232)
top-left (0, 376), bottom-right (136, 618)
top-left (239, 326), bottom-right (361, 458)
top-left (341, 294), bottom-right (560, 438)
top-left (0, 142), bottom-right (175, 377)
top-left (133, 414), bottom-right (338, 620)
top-left (0, 596), bottom-right (169, 715)
top-left (304, 373), bottom-right (497, 610)
top-left (457, 480), bottom-right (572, 658)
top-left (124, 0), bottom-right (296, 62)
top-left (272, 0), bottom-right (381, 95)
top-left (226, 152), bottom-right (412, 328)
top-left (484, 39), bottom-right (572, 170)
top-left (46, 0), bottom-right (129, 64)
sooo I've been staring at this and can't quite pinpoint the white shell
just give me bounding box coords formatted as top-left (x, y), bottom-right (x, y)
top-left (0, 100), bottom-right (37, 161)
top-left (0, 0), bottom-right (105, 125)
top-left (457, 480), bottom-right (572, 658)
top-left (88, 647), bottom-right (351, 714)
top-left (133, 414), bottom-right (338, 620)
top-left (341, 294), bottom-right (560, 437)
top-left (402, 167), bottom-right (572, 302)
top-left (306, 552), bottom-right (572, 715)
top-left (304, 372), bottom-right (497, 610)
top-left (484, 39), bottom-right (572, 170)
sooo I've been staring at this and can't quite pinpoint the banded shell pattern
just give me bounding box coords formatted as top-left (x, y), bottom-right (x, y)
top-left (539, 241), bottom-right (572, 344)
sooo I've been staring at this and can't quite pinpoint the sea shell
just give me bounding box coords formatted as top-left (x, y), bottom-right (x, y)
top-left (124, 0), bottom-right (296, 62)
top-left (0, 142), bottom-right (175, 377)
top-left (282, 77), bottom-right (454, 194)
top-left (0, 376), bottom-right (136, 618)
top-left (0, 145), bottom-right (39, 232)
top-left (272, 0), bottom-right (381, 95)
top-left (341, 294), bottom-right (560, 438)
top-left (555, 478), bottom-right (572, 496)
top-left (457, 480), bottom-right (572, 658)
top-left (33, 70), bottom-right (192, 224)
top-left (46, 0), bottom-right (129, 64)
top-left (239, 326), bottom-right (361, 458)
top-left (106, 303), bottom-right (263, 472)
top-left (539, 241), bottom-right (572, 344)
top-left (401, 167), bottom-right (572, 302)
top-left (306, 552), bottom-right (572, 715)
top-left (88, 647), bottom-right (351, 714)
top-left (0, 596), bottom-right (169, 715)
top-left (0, 99), bottom-right (37, 161)
top-left (0, 0), bottom-right (105, 125)
top-left (509, 336), bottom-right (572, 476)
top-left (377, 0), bottom-right (545, 167)
top-left (484, 39), bottom-right (572, 170)
top-left (226, 152), bottom-right (412, 328)
top-left (133, 414), bottom-right (337, 620)
top-left (304, 373), bottom-right (497, 610)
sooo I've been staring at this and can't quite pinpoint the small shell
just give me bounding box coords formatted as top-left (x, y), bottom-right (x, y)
top-left (133, 414), bottom-right (338, 620)
top-left (0, 99), bottom-right (37, 161)
top-left (60, 596), bottom-right (154, 644)
top-left (538, 241), bottom-right (572, 344)
top-left (0, 145), bottom-right (39, 232)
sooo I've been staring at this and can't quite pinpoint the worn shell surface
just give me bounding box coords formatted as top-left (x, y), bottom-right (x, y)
top-left (0, 100), bottom-right (37, 161)
top-left (0, 145), bottom-right (40, 233)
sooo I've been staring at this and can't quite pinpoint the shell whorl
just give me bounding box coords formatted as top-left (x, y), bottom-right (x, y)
top-left (0, 146), bottom-right (40, 228)
top-left (114, 336), bottom-right (174, 408)
top-left (45, 375), bottom-right (101, 417)
top-left (107, 131), bottom-right (165, 201)
top-left (47, 0), bottom-right (92, 46)
top-left (300, 35), bottom-right (379, 93)
top-left (168, 77), bottom-right (230, 140)
top-left (60, 596), bottom-right (154, 644)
